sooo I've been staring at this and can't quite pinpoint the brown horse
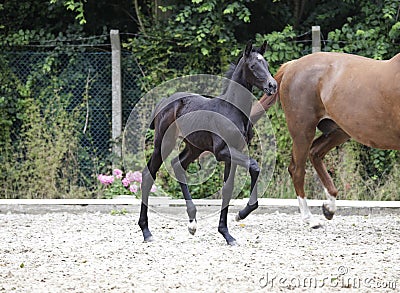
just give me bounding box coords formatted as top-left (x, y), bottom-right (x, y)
top-left (251, 51), bottom-right (400, 227)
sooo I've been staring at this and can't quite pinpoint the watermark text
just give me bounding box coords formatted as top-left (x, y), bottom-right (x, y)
top-left (259, 266), bottom-right (397, 290)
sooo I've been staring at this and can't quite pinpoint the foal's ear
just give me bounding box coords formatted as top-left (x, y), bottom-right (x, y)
top-left (258, 41), bottom-right (268, 55)
top-left (244, 40), bottom-right (253, 57)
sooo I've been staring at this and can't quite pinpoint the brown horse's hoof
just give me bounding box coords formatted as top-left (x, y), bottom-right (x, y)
top-left (322, 203), bottom-right (335, 220)
top-left (187, 220), bottom-right (197, 235)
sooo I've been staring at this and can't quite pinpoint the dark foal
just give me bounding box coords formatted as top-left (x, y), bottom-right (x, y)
top-left (138, 41), bottom-right (277, 245)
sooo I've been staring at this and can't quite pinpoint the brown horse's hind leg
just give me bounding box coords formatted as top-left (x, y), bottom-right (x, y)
top-left (288, 125), bottom-right (325, 228)
top-left (309, 127), bottom-right (350, 220)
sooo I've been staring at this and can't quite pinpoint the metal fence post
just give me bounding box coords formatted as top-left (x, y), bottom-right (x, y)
top-left (110, 29), bottom-right (122, 161)
top-left (312, 26), bottom-right (321, 53)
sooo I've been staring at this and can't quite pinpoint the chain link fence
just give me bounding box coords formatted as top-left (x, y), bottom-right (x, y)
top-left (2, 49), bottom-right (143, 191)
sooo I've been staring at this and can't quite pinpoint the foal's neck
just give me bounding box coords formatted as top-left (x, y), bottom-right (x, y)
top-left (222, 58), bottom-right (253, 115)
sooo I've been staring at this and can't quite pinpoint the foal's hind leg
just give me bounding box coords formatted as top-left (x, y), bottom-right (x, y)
top-left (171, 145), bottom-right (202, 235)
top-left (309, 128), bottom-right (350, 220)
top-left (139, 149), bottom-right (164, 242)
top-left (138, 117), bottom-right (177, 242)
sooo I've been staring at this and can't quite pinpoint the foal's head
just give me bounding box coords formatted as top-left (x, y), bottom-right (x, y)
top-left (241, 41), bottom-right (277, 96)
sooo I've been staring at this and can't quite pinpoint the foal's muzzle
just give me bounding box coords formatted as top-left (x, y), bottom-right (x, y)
top-left (263, 80), bottom-right (278, 96)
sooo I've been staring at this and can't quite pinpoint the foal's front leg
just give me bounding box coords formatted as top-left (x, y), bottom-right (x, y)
top-left (235, 157), bottom-right (259, 221)
top-left (218, 162), bottom-right (238, 245)
top-left (216, 147), bottom-right (260, 245)
top-left (224, 148), bottom-right (260, 222)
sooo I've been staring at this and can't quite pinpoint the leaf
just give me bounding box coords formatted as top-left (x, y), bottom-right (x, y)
top-left (201, 47), bottom-right (209, 56)
top-left (223, 6), bottom-right (234, 14)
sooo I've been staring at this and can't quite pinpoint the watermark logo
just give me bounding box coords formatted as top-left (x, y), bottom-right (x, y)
top-left (259, 266), bottom-right (398, 290)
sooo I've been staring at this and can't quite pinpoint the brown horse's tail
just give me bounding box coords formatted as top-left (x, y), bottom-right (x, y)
top-left (250, 62), bottom-right (288, 124)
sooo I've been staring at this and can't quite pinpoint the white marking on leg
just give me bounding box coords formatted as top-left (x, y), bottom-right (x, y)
top-left (297, 196), bottom-right (312, 223)
top-left (187, 220), bottom-right (197, 235)
top-left (297, 196), bottom-right (323, 228)
top-left (323, 188), bottom-right (337, 213)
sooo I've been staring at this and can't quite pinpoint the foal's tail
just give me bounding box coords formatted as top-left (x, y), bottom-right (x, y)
top-left (149, 97), bottom-right (168, 130)
top-left (149, 95), bottom-right (183, 133)
top-left (250, 61), bottom-right (289, 124)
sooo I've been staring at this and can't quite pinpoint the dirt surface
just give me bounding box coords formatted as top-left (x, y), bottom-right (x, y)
top-left (0, 205), bottom-right (399, 292)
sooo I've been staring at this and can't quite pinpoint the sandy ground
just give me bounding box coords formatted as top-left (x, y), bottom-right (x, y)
top-left (0, 205), bottom-right (399, 292)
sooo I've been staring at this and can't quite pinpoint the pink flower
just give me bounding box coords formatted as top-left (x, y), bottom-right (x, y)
top-left (132, 171), bottom-right (142, 183)
top-left (129, 184), bottom-right (139, 193)
top-left (126, 171), bottom-right (134, 182)
top-left (113, 169), bottom-right (123, 179)
top-left (97, 174), bottom-right (114, 186)
top-left (150, 185), bottom-right (157, 193)
top-left (126, 171), bottom-right (142, 183)
top-left (122, 177), bottom-right (130, 187)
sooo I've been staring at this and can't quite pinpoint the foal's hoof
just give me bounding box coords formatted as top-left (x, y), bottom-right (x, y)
top-left (322, 203), bottom-right (335, 220)
top-left (236, 202), bottom-right (259, 221)
top-left (143, 235), bottom-right (155, 243)
top-left (227, 240), bottom-right (238, 246)
top-left (235, 213), bottom-right (242, 222)
top-left (188, 220), bottom-right (197, 235)
top-left (226, 236), bottom-right (238, 246)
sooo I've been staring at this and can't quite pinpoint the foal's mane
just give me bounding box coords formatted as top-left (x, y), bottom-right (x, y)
top-left (225, 62), bottom-right (238, 80)
top-left (221, 63), bottom-right (237, 95)
top-left (222, 47), bottom-right (263, 95)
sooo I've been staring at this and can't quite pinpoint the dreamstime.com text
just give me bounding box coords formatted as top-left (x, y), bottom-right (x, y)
top-left (259, 266), bottom-right (397, 290)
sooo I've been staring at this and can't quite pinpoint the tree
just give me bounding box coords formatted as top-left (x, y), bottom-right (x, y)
top-left (124, 0), bottom-right (253, 88)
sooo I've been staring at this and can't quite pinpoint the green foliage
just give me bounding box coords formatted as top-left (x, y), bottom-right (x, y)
top-left (0, 53), bottom-right (90, 198)
top-left (49, 0), bottom-right (86, 24)
top-left (255, 25), bottom-right (305, 73)
top-left (1, 0), bottom-right (72, 47)
top-left (358, 146), bottom-right (398, 184)
top-left (374, 163), bottom-right (400, 200)
top-left (0, 57), bottom-right (21, 147)
top-left (325, 0), bottom-right (400, 59)
top-left (1, 0), bottom-right (400, 200)
top-left (124, 0), bottom-right (252, 89)
top-left (60, 0), bottom-right (87, 25)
